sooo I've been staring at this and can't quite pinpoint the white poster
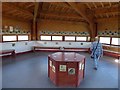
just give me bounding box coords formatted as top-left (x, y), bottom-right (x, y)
top-left (50, 60), bottom-right (52, 67)
top-left (82, 64), bottom-right (84, 70)
top-left (59, 65), bottom-right (66, 72)
top-left (79, 63), bottom-right (82, 70)
top-left (9, 26), bottom-right (13, 32)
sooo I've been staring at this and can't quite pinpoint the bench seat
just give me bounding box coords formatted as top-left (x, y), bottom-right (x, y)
top-left (103, 50), bottom-right (120, 58)
top-left (0, 49), bottom-right (15, 56)
top-left (33, 46), bottom-right (90, 52)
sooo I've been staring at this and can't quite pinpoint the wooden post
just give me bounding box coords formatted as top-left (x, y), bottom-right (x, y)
top-left (31, 2), bottom-right (39, 40)
top-left (31, 20), bottom-right (37, 40)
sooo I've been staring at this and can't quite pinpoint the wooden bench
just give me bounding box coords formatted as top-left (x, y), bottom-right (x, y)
top-left (0, 49), bottom-right (15, 57)
top-left (103, 50), bottom-right (120, 58)
top-left (33, 46), bottom-right (90, 52)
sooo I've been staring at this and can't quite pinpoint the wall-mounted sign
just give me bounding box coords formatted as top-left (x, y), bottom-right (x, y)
top-left (52, 65), bottom-right (55, 73)
top-left (68, 68), bottom-right (75, 75)
top-left (9, 26), bottom-right (13, 32)
top-left (4, 25), bottom-right (8, 29)
top-left (59, 65), bottom-right (66, 72)
top-left (50, 60), bottom-right (52, 67)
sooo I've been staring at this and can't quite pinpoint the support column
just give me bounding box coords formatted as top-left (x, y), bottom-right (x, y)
top-left (31, 20), bottom-right (37, 40)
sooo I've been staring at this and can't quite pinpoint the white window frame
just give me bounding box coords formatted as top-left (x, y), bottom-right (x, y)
top-left (40, 35), bottom-right (51, 40)
top-left (52, 36), bottom-right (62, 41)
top-left (3, 35), bottom-right (17, 41)
top-left (99, 37), bottom-right (111, 44)
top-left (18, 35), bottom-right (29, 41)
top-left (111, 37), bottom-right (120, 45)
top-left (76, 36), bottom-right (87, 41)
top-left (65, 36), bottom-right (75, 41)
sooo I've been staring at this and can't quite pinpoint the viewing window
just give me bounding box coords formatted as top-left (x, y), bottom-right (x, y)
top-left (18, 35), bottom-right (29, 41)
top-left (40, 36), bottom-right (51, 40)
top-left (65, 36), bottom-right (75, 41)
top-left (99, 37), bottom-right (110, 44)
top-left (3, 35), bottom-right (17, 41)
top-left (52, 36), bottom-right (62, 41)
top-left (76, 36), bottom-right (87, 41)
top-left (111, 37), bottom-right (120, 45)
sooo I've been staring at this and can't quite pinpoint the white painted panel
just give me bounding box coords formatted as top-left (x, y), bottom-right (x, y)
top-left (0, 41), bottom-right (91, 56)
top-left (0, 41), bottom-right (35, 54)
top-left (35, 41), bottom-right (92, 48)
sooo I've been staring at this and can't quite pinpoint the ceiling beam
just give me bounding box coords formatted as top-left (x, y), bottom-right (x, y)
top-left (33, 2), bottom-right (39, 22)
top-left (65, 2), bottom-right (96, 40)
top-left (65, 2), bottom-right (90, 23)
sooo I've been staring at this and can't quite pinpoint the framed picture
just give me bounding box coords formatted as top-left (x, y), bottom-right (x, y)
top-left (59, 65), bottom-right (66, 72)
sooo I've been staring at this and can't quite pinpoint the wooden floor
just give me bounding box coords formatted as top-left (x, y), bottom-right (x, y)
top-left (1, 51), bottom-right (119, 88)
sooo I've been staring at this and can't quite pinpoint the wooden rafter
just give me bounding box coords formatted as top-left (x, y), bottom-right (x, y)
top-left (65, 2), bottom-right (89, 23)
top-left (100, 2), bottom-right (104, 7)
top-left (100, 14), bottom-right (103, 18)
top-left (85, 3), bottom-right (91, 9)
top-left (94, 7), bottom-right (118, 15)
top-left (106, 13), bottom-right (109, 18)
top-left (93, 2), bottom-right (97, 9)
top-left (65, 2), bottom-right (95, 40)
top-left (40, 12), bottom-right (84, 20)
top-left (26, 3), bottom-right (34, 8)
top-left (49, 2), bottom-right (71, 9)
top-left (94, 14), bottom-right (97, 18)
top-left (48, 3), bottom-right (52, 10)
top-left (109, 2), bottom-right (112, 7)
top-left (92, 2), bottom-right (119, 10)
top-left (33, 2), bottom-right (39, 22)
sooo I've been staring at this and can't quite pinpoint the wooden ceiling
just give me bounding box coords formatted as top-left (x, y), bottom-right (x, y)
top-left (84, 2), bottom-right (119, 19)
top-left (2, 2), bottom-right (119, 22)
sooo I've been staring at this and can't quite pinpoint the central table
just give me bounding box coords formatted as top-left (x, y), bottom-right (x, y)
top-left (48, 52), bottom-right (85, 87)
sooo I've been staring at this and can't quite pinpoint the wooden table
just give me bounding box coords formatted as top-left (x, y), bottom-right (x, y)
top-left (48, 52), bottom-right (85, 87)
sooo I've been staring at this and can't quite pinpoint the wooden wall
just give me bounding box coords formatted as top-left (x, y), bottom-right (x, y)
top-left (97, 17), bottom-right (119, 53)
top-left (38, 20), bottom-right (89, 32)
top-left (2, 16), bottom-right (31, 34)
top-left (37, 19), bottom-right (90, 39)
top-left (97, 17), bottom-right (118, 33)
